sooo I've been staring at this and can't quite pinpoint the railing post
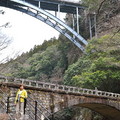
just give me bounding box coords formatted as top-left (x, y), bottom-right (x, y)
top-left (52, 113), bottom-right (54, 120)
top-left (35, 101), bottom-right (37, 120)
top-left (6, 96), bottom-right (10, 114)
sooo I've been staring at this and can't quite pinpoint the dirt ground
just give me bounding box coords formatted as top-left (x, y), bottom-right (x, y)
top-left (0, 113), bottom-right (9, 120)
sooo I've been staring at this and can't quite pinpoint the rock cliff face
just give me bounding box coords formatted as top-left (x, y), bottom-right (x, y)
top-left (97, 14), bottom-right (120, 36)
top-left (96, 0), bottom-right (120, 36)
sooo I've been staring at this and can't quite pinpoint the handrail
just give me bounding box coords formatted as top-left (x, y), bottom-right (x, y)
top-left (0, 89), bottom-right (53, 120)
top-left (27, 100), bottom-right (49, 120)
top-left (26, 110), bottom-right (34, 120)
top-left (28, 92), bottom-right (66, 120)
top-left (0, 89), bottom-right (13, 119)
top-left (0, 102), bottom-right (5, 112)
top-left (25, 100), bottom-right (35, 120)
top-left (25, 104), bottom-right (34, 120)
top-left (27, 95), bottom-right (51, 120)
top-left (0, 89), bottom-right (8, 106)
top-left (28, 93), bottom-right (52, 115)
top-left (0, 87), bottom-right (51, 120)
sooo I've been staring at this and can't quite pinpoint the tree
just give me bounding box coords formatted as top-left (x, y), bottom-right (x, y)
top-left (64, 33), bottom-right (120, 93)
top-left (0, 31), bottom-right (12, 63)
top-left (81, 0), bottom-right (120, 39)
top-left (0, 10), bottom-right (11, 63)
top-left (0, 33), bottom-right (11, 51)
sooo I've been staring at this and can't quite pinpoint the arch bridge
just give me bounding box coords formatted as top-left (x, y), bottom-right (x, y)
top-left (0, 76), bottom-right (120, 120)
top-left (0, 0), bottom-right (88, 52)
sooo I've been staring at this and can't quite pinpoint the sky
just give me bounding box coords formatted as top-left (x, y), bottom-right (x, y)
top-left (0, 7), bottom-right (66, 62)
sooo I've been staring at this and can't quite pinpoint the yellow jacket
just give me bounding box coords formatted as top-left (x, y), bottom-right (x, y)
top-left (15, 89), bottom-right (27, 104)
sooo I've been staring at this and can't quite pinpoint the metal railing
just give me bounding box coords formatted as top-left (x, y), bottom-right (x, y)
top-left (27, 93), bottom-right (51, 120)
top-left (27, 97), bottom-right (61, 120)
top-left (0, 89), bottom-right (13, 120)
top-left (28, 91), bottom-right (67, 120)
top-left (0, 87), bottom-right (56, 120)
top-left (5, 90), bottom-right (52, 120)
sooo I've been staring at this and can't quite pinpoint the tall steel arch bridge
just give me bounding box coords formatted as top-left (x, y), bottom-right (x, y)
top-left (0, 0), bottom-right (88, 52)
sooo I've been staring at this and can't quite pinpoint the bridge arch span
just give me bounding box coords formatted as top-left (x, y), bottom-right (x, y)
top-left (69, 100), bottom-right (120, 120)
top-left (0, 0), bottom-right (88, 52)
top-left (1, 76), bottom-right (120, 120)
top-left (53, 96), bottom-right (120, 120)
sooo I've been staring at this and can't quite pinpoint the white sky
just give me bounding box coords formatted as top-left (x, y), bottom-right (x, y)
top-left (0, 7), bottom-right (66, 62)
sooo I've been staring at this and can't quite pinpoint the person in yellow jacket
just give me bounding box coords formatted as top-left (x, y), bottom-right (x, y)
top-left (15, 84), bottom-right (27, 120)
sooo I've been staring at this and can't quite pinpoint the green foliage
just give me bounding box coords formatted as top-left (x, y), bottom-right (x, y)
top-left (28, 37), bottom-right (59, 56)
top-left (64, 33), bottom-right (120, 93)
top-left (13, 45), bottom-right (62, 80)
top-left (14, 67), bottom-right (29, 79)
top-left (1, 35), bottom-right (82, 83)
top-left (64, 58), bottom-right (91, 86)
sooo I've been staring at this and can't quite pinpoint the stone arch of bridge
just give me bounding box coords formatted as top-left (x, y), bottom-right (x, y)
top-left (1, 76), bottom-right (120, 120)
top-left (52, 97), bottom-right (120, 120)
top-left (0, 0), bottom-right (88, 52)
top-left (77, 103), bottom-right (120, 120)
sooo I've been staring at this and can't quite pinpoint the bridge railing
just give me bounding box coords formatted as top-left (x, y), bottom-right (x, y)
top-left (0, 75), bottom-right (120, 100)
top-left (26, 90), bottom-right (51, 120)
top-left (28, 91), bottom-right (67, 120)
top-left (0, 89), bottom-right (14, 119)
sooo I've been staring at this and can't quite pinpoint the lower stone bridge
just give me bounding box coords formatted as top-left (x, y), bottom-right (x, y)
top-left (0, 75), bottom-right (120, 120)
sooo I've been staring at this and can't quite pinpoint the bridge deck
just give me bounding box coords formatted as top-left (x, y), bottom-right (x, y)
top-left (35, 0), bottom-right (84, 13)
top-left (1, 0), bottom-right (84, 14)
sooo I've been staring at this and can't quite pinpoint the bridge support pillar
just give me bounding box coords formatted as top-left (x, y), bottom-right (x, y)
top-left (72, 14), bottom-right (75, 39)
top-left (76, 7), bottom-right (79, 34)
top-left (93, 12), bottom-right (97, 38)
top-left (89, 15), bottom-right (92, 40)
top-left (38, 1), bottom-right (41, 8)
top-left (58, 4), bottom-right (60, 18)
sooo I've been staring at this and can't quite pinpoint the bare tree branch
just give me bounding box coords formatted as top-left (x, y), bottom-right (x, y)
top-left (0, 9), bottom-right (12, 63)
top-left (0, 31), bottom-right (12, 64)
top-left (111, 27), bottom-right (120, 39)
top-left (0, 33), bottom-right (11, 51)
top-left (97, 0), bottom-right (107, 15)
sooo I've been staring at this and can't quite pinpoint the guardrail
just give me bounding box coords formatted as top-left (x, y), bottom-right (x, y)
top-left (0, 89), bottom-right (13, 119)
top-left (0, 75), bottom-right (120, 100)
top-left (27, 94), bottom-right (51, 120)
